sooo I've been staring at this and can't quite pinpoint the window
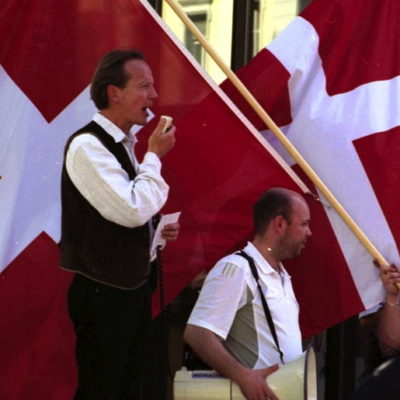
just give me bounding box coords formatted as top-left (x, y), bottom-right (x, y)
top-left (253, 0), bottom-right (312, 54)
top-left (162, 0), bottom-right (234, 84)
top-left (184, 12), bottom-right (207, 65)
top-left (161, 0), bottom-right (309, 79)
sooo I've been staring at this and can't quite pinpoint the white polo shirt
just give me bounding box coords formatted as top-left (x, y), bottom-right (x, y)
top-left (187, 242), bottom-right (302, 368)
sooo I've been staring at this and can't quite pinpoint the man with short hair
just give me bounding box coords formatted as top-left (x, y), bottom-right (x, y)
top-left (59, 49), bottom-right (179, 399)
top-left (184, 188), bottom-right (312, 400)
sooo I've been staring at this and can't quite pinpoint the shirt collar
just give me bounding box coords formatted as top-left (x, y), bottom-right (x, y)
top-left (243, 241), bottom-right (289, 277)
top-left (93, 112), bottom-right (137, 145)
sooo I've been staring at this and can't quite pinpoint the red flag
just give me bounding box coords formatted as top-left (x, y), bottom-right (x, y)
top-left (0, 0), bottom-right (302, 397)
top-left (222, 0), bottom-right (400, 336)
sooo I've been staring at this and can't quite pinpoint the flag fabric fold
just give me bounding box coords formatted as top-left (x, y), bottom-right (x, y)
top-left (222, 0), bottom-right (400, 336)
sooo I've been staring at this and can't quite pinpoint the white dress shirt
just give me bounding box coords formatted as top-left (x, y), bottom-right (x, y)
top-left (65, 112), bottom-right (169, 228)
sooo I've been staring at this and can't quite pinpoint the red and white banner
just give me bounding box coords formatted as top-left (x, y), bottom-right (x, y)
top-left (223, 0), bottom-right (400, 335)
top-left (0, 0), bottom-right (301, 398)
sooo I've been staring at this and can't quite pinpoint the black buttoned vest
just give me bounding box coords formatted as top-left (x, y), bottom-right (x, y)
top-left (59, 121), bottom-right (151, 290)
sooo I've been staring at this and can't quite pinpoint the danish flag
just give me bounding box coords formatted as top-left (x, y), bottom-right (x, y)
top-left (223, 0), bottom-right (400, 335)
top-left (0, 0), bottom-right (301, 398)
top-left (2, 0), bottom-right (397, 397)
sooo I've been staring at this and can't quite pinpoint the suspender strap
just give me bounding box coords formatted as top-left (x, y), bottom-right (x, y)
top-left (236, 250), bottom-right (284, 364)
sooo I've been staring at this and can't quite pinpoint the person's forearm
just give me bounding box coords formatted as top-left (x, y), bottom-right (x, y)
top-left (379, 294), bottom-right (400, 353)
top-left (184, 325), bottom-right (248, 383)
top-left (184, 325), bottom-right (279, 400)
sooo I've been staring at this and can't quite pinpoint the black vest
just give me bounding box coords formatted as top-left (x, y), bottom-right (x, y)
top-left (59, 121), bottom-right (151, 290)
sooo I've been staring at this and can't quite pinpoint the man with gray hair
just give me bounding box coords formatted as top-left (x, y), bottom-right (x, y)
top-left (184, 188), bottom-right (312, 400)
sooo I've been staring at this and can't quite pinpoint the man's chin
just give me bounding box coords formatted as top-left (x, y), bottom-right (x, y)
top-left (288, 247), bottom-right (304, 259)
top-left (131, 119), bottom-right (146, 128)
top-left (137, 117), bottom-right (147, 126)
top-left (130, 112), bottom-right (149, 126)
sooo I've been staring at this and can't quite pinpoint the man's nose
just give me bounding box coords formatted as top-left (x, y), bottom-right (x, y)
top-left (150, 87), bottom-right (158, 99)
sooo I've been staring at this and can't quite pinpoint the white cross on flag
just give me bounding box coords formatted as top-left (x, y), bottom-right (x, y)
top-left (0, 0), bottom-right (302, 397)
top-left (223, 0), bottom-right (400, 335)
top-left (2, 0), bottom-right (397, 396)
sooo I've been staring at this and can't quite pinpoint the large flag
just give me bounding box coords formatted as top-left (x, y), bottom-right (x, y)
top-left (0, 0), bottom-right (302, 398)
top-left (222, 0), bottom-right (400, 336)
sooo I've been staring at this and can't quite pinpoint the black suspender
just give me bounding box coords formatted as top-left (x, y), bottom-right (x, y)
top-left (236, 250), bottom-right (285, 364)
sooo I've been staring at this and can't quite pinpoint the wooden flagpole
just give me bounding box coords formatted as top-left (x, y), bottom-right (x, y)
top-left (163, 0), bottom-right (390, 269)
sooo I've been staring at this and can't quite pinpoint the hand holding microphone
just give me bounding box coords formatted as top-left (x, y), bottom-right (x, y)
top-left (148, 115), bottom-right (176, 158)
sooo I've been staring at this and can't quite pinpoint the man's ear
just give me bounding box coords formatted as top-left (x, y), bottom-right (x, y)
top-left (107, 85), bottom-right (120, 105)
top-left (272, 215), bottom-right (287, 234)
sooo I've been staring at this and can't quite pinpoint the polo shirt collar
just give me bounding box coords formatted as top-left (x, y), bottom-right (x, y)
top-left (243, 241), bottom-right (289, 278)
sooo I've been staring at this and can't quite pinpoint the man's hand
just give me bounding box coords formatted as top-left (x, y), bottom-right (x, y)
top-left (376, 261), bottom-right (400, 353)
top-left (236, 365), bottom-right (280, 400)
top-left (161, 222), bottom-right (179, 242)
top-left (147, 117), bottom-right (176, 158)
top-left (379, 263), bottom-right (400, 302)
top-left (184, 325), bottom-right (280, 400)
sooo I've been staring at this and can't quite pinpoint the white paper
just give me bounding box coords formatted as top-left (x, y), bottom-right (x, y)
top-left (150, 212), bottom-right (181, 258)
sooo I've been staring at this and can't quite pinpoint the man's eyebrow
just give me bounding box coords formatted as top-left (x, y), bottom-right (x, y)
top-left (137, 79), bottom-right (153, 85)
